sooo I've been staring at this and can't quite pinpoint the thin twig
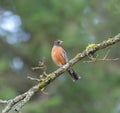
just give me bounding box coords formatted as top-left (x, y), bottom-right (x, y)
top-left (84, 49), bottom-right (119, 63)
top-left (27, 76), bottom-right (40, 82)
top-left (0, 99), bottom-right (8, 104)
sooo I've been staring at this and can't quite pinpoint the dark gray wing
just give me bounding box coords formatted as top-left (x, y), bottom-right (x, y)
top-left (62, 48), bottom-right (69, 63)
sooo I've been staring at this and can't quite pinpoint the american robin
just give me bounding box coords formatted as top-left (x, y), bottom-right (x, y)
top-left (51, 40), bottom-right (80, 81)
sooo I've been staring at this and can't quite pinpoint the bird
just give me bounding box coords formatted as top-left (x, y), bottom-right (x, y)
top-left (51, 40), bottom-right (80, 81)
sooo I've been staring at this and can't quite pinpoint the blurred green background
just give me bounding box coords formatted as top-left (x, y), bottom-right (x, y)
top-left (0, 0), bottom-right (120, 113)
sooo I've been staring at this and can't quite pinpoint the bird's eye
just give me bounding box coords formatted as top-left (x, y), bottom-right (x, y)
top-left (57, 40), bottom-right (61, 44)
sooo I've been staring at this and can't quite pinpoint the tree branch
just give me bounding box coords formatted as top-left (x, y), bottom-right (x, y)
top-left (1, 33), bottom-right (120, 113)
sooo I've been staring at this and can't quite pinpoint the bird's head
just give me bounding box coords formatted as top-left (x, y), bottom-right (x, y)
top-left (54, 40), bottom-right (63, 46)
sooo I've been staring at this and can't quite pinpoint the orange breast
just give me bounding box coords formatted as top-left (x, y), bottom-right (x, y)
top-left (51, 46), bottom-right (66, 66)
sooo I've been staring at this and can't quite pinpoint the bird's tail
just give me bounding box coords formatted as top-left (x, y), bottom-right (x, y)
top-left (67, 68), bottom-right (80, 81)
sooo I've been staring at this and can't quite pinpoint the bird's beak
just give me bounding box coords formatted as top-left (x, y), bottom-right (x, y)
top-left (60, 40), bottom-right (63, 44)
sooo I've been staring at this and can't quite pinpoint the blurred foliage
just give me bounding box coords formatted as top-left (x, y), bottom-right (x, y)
top-left (0, 85), bottom-right (15, 99)
top-left (23, 96), bottom-right (62, 113)
top-left (0, 0), bottom-right (120, 113)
